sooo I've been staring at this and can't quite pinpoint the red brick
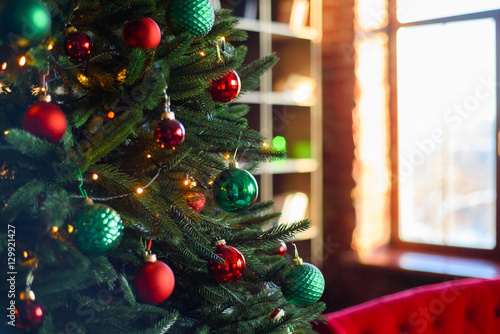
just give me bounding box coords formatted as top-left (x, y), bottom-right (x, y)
top-left (322, 0), bottom-right (357, 260)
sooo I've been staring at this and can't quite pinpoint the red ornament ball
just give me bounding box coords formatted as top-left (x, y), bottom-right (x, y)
top-left (186, 192), bottom-right (206, 213)
top-left (209, 240), bottom-right (245, 283)
top-left (133, 254), bottom-right (175, 304)
top-left (22, 101), bottom-right (67, 143)
top-left (15, 299), bottom-right (45, 331)
top-left (276, 240), bottom-right (287, 257)
top-left (154, 115), bottom-right (185, 149)
top-left (209, 70), bottom-right (241, 103)
top-left (64, 31), bottom-right (93, 62)
top-left (122, 18), bottom-right (161, 50)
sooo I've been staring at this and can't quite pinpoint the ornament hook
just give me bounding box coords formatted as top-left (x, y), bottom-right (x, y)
top-left (76, 168), bottom-right (88, 198)
top-left (146, 214), bottom-right (160, 252)
top-left (216, 36), bottom-right (227, 63)
top-left (164, 85), bottom-right (171, 113)
top-left (291, 243), bottom-right (303, 265)
top-left (41, 63), bottom-right (50, 97)
top-left (232, 131), bottom-right (243, 162)
top-left (162, 84), bottom-right (176, 120)
top-left (66, 0), bottom-right (82, 25)
top-left (26, 271), bottom-right (34, 289)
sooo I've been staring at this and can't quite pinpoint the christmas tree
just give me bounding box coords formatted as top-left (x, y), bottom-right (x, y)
top-left (0, 0), bottom-right (325, 333)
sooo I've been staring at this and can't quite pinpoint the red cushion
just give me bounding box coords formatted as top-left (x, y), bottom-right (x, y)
top-left (315, 277), bottom-right (500, 334)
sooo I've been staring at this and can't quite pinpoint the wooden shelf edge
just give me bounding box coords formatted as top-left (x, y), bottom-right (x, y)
top-left (236, 18), bottom-right (319, 40)
top-left (236, 91), bottom-right (317, 107)
top-left (244, 159), bottom-right (318, 175)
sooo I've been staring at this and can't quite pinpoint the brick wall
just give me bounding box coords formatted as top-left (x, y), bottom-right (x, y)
top-left (322, 0), bottom-right (357, 310)
top-left (322, 0), bottom-right (356, 258)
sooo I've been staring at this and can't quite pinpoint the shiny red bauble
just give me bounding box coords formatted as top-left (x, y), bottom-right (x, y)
top-left (122, 18), bottom-right (161, 50)
top-left (15, 299), bottom-right (45, 330)
top-left (22, 101), bottom-right (67, 143)
top-left (186, 192), bottom-right (206, 213)
top-left (209, 70), bottom-right (241, 103)
top-left (64, 31), bottom-right (93, 62)
top-left (276, 240), bottom-right (287, 257)
top-left (133, 254), bottom-right (175, 304)
top-left (209, 240), bottom-right (245, 283)
top-left (154, 116), bottom-right (185, 149)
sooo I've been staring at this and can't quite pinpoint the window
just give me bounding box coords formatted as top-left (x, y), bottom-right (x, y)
top-left (353, 1), bottom-right (500, 256)
top-left (397, 19), bottom-right (496, 249)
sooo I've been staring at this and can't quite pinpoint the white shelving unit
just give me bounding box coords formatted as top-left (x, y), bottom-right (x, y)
top-left (230, 0), bottom-right (323, 266)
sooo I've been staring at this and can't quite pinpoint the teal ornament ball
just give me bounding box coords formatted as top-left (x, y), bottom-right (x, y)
top-left (281, 256), bottom-right (325, 305)
top-left (74, 202), bottom-right (124, 255)
top-left (0, 0), bottom-right (52, 48)
top-left (212, 165), bottom-right (258, 213)
top-left (165, 0), bottom-right (215, 37)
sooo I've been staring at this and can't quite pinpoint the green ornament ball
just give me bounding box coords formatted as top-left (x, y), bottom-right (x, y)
top-left (281, 258), bottom-right (325, 305)
top-left (212, 166), bottom-right (258, 213)
top-left (165, 0), bottom-right (215, 37)
top-left (0, 0), bottom-right (51, 48)
top-left (74, 202), bottom-right (124, 255)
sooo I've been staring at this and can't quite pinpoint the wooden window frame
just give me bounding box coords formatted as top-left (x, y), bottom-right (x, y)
top-left (387, 1), bottom-right (500, 259)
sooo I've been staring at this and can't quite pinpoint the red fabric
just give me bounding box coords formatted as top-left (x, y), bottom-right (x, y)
top-left (314, 277), bottom-right (500, 334)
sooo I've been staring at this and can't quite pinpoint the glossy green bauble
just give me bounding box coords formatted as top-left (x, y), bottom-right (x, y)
top-left (74, 203), bottom-right (124, 255)
top-left (165, 0), bottom-right (215, 37)
top-left (212, 167), bottom-right (258, 213)
top-left (281, 262), bottom-right (325, 305)
top-left (0, 0), bottom-right (51, 48)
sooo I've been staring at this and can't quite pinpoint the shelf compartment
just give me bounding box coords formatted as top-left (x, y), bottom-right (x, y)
top-left (272, 172), bottom-right (317, 241)
top-left (221, 0), bottom-right (259, 20)
top-left (236, 91), bottom-right (317, 107)
top-left (271, 105), bottom-right (312, 160)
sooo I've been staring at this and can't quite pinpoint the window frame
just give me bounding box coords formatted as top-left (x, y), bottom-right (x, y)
top-left (387, 1), bottom-right (500, 258)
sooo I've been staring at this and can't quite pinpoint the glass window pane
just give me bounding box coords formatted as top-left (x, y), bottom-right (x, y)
top-left (397, 0), bottom-right (500, 23)
top-left (397, 19), bottom-right (497, 249)
top-left (356, 0), bottom-right (387, 30)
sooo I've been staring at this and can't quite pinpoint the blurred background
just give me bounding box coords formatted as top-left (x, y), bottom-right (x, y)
top-left (217, 0), bottom-right (500, 312)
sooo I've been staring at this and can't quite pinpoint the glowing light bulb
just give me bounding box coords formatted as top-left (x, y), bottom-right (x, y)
top-left (107, 111), bottom-right (115, 119)
top-left (92, 174), bottom-right (99, 180)
top-left (67, 224), bottom-right (74, 233)
top-left (34, 307), bottom-right (43, 317)
top-left (147, 154), bottom-right (152, 159)
top-left (51, 226), bottom-right (59, 233)
top-left (200, 51), bottom-right (206, 57)
top-left (136, 188), bottom-right (144, 194)
top-left (1, 62), bottom-right (7, 70)
top-left (19, 56), bottom-right (26, 66)
top-left (4, 131), bottom-right (9, 135)
top-left (272, 136), bottom-right (287, 150)
top-left (23, 251), bottom-right (28, 258)
top-left (78, 74), bottom-right (88, 84)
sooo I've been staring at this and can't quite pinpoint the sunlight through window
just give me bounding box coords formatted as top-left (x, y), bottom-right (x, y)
top-left (397, 19), bottom-right (497, 249)
top-left (398, 0), bottom-right (500, 23)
